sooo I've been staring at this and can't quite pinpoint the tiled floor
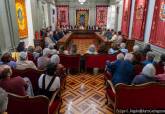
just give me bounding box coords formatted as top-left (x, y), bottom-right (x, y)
top-left (60, 73), bottom-right (113, 114)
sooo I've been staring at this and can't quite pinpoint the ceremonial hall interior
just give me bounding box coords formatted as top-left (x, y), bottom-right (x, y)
top-left (0, 0), bottom-right (165, 114)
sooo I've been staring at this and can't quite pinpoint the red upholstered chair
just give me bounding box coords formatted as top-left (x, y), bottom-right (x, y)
top-left (106, 81), bottom-right (165, 113)
top-left (85, 54), bottom-right (117, 70)
top-left (104, 71), bottom-right (113, 81)
top-left (27, 52), bottom-right (34, 61)
top-left (8, 89), bottom-right (61, 114)
top-left (155, 63), bottom-right (164, 75)
top-left (11, 68), bottom-right (44, 94)
top-left (59, 54), bottom-right (81, 73)
top-left (7, 93), bottom-right (49, 114)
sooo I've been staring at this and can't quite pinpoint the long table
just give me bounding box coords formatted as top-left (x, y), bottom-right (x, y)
top-left (57, 31), bottom-right (135, 52)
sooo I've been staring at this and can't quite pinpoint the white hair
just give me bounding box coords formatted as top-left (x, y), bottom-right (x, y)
top-left (0, 88), bottom-right (8, 113)
top-left (19, 52), bottom-right (27, 60)
top-left (50, 49), bottom-right (58, 55)
top-left (117, 53), bottom-right (125, 60)
top-left (133, 45), bottom-right (140, 52)
top-left (43, 48), bottom-right (51, 56)
top-left (124, 53), bottom-right (134, 62)
top-left (142, 64), bottom-right (156, 77)
top-left (50, 55), bottom-right (60, 65)
top-left (120, 43), bottom-right (126, 49)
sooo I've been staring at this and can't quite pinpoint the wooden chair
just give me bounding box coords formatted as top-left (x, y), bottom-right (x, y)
top-left (106, 81), bottom-right (165, 113)
top-left (7, 89), bottom-right (61, 114)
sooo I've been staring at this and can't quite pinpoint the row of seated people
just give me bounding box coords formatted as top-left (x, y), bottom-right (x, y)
top-left (104, 51), bottom-right (165, 112)
top-left (57, 25), bottom-right (101, 30)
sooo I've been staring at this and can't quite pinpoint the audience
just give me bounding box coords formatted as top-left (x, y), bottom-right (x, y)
top-left (108, 43), bottom-right (119, 55)
top-left (141, 43), bottom-right (152, 55)
top-left (106, 53), bottom-right (125, 75)
top-left (0, 88), bottom-right (8, 114)
top-left (37, 48), bottom-right (51, 70)
top-left (119, 43), bottom-right (128, 54)
top-left (86, 44), bottom-right (98, 54)
top-left (112, 53), bottom-right (135, 85)
top-left (132, 64), bottom-right (156, 84)
top-left (38, 63), bottom-right (60, 99)
top-left (142, 51), bottom-right (156, 66)
top-left (16, 52), bottom-right (37, 70)
top-left (0, 65), bottom-right (28, 96)
top-left (98, 43), bottom-right (108, 54)
top-left (0, 52), bottom-right (16, 69)
top-left (69, 44), bottom-right (78, 55)
top-left (116, 31), bottom-right (123, 44)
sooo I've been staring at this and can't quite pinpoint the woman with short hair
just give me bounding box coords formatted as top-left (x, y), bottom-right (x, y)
top-left (132, 64), bottom-right (157, 84)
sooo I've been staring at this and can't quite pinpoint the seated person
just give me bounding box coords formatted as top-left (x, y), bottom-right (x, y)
top-left (58, 45), bottom-right (69, 55)
top-left (142, 51), bottom-right (156, 66)
top-left (106, 53), bottom-right (125, 75)
top-left (112, 53), bottom-right (135, 85)
top-left (119, 43), bottom-right (128, 54)
top-left (108, 43), bottom-right (119, 55)
top-left (156, 54), bottom-right (165, 74)
top-left (86, 44), bottom-right (98, 55)
top-left (116, 31), bottom-right (123, 44)
top-left (106, 29), bottom-right (112, 40)
top-left (132, 64), bottom-right (157, 84)
top-left (53, 31), bottom-right (60, 42)
top-left (141, 43), bottom-right (152, 56)
top-left (0, 88), bottom-right (8, 114)
top-left (44, 32), bottom-right (55, 48)
top-left (0, 52), bottom-right (16, 69)
top-left (69, 44), bottom-right (78, 55)
top-left (0, 65), bottom-right (28, 96)
top-left (37, 48), bottom-right (51, 70)
top-left (16, 52), bottom-right (37, 70)
top-left (132, 45), bottom-right (141, 53)
top-left (50, 55), bottom-right (64, 75)
top-left (33, 46), bottom-right (42, 61)
top-left (38, 63), bottom-right (60, 99)
top-left (109, 32), bottom-right (117, 42)
top-left (98, 43), bottom-right (108, 54)
top-left (27, 46), bottom-right (34, 61)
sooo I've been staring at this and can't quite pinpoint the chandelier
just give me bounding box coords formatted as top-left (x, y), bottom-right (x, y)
top-left (78, 0), bottom-right (86, 4)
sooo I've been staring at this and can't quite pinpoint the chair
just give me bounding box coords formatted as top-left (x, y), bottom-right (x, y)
top-left (7, 93), bottom-right (49, 114)
top-left (155, 63), bottom-right (164, 75)
top-left (59, 54), bottom-right (81, 73)
top-left (106, 81), bottom-right (165, 113)
top-left (11, 68), bottom-right (44, 94)
top-left (7, 89), bottom-right (61, 114)
top-left (85, 54), bottom-right (117, 70)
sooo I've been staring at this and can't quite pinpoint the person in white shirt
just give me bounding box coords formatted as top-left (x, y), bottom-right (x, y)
top-left (38, 63), bottom-right (60, 97)
top-left (110, 32), bottom-right (117, 42)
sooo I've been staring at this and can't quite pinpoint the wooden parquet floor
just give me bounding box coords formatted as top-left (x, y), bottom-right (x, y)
top-left (60, 73), bottom-right (113, 114)
top-left (71, 39), bottom-right (97, 55)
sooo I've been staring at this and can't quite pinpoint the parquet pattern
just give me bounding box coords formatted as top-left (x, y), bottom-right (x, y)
top-left (60, 73), bottom-right (113, 114)
top-left (71, 39), bottom-right (97, 55)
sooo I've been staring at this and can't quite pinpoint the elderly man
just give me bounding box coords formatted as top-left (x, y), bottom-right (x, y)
top-left (142, 51), bottom-right (156, 66)
top-left (16, 52), bottom-right (37, 70)
top-left (112, 53), bottom-right (135, 85)
top-left (0, 88), bottom-right (8, 114)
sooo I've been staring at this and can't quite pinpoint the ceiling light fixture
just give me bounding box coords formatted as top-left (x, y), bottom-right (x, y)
top-left (78, 0), bottom-right (86, 5)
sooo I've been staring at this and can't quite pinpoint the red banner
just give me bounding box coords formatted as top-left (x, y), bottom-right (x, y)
top-left (96, 5), bottom-right (108, 27)
top-left (150, 0), bottom-right (165, 48)
top-left (132, 0), bottom-right (148, 41)
top-left (121, 0), bottom-right (132, 38)
top-left (57, 5), bottom-right (69, 26)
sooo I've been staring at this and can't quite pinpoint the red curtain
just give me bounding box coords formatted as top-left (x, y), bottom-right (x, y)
top-left (132, 0), bottom-right (148, 41)
top-left (150, 0), bottom-right (165, 48)
top-left (121, 0), bottom-right (132, 38)
top-left (96, 5), bottom-right (108, 27)
top-left (57, 5), bottom-right (69, 26)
